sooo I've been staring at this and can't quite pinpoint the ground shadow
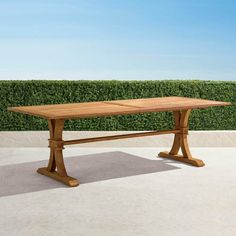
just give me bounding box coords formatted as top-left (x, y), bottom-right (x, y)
top-left (0, 151), bottom-right (180, 197)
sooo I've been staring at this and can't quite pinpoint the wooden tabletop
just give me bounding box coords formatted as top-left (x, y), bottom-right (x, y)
top-left (8, 96), bottom-right (231, 120)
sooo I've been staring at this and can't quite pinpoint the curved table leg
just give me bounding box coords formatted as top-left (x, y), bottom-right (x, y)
top-left (158, 110), bottom-right (205, 167)
top-left (37, 119), bottom-right (80, 187)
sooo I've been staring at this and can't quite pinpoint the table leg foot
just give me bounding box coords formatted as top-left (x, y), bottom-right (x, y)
top-left (158, 151), bottom-right (205, 167)
top-left (37, 167), bottom-right (80, 187)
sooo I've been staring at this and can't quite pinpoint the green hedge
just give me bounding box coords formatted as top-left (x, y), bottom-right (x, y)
top-left (0, 80), bottom-right (235, 131)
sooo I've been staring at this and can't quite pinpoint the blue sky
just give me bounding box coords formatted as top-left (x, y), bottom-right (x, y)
top-left (0, 0), bottom-right (235, 80)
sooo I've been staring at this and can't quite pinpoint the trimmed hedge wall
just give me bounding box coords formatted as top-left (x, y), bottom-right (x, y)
top-left (0, 80), bottom-right (235, 131)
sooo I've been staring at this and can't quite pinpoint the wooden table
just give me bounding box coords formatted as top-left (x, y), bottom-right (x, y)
top-left (8, 97), bottom-right (231, 187)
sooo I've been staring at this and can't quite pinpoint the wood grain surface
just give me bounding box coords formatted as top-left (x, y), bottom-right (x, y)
top-left (8, 96), bottom-right (231, 119)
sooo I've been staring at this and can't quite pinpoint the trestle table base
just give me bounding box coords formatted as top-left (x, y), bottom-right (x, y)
top-left (37, 109), bottom-right (205, 187)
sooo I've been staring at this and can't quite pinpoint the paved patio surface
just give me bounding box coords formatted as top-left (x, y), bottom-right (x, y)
top-left (0, 147), bottom-right (236, 236)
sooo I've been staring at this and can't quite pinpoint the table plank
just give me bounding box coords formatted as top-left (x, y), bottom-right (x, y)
top-left (8, 96), bottom-right (231, 119)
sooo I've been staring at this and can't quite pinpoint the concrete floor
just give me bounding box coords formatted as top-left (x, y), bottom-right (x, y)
top-left (0, 147), bottom-right (236, 236)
